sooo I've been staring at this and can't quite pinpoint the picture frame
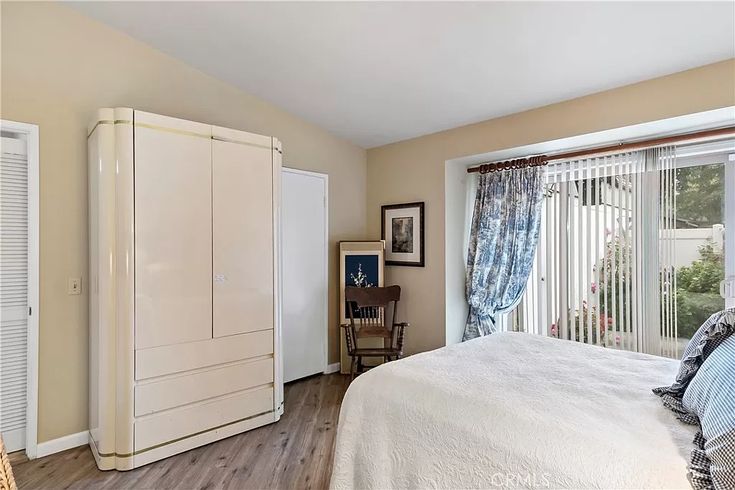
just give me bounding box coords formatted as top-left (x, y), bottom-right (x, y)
top-left (381, 201), bottom-right (425, 267)
top-left (338, 241), bottom-right (385, 373)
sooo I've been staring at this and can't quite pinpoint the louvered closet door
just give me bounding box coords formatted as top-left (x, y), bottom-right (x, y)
top-left (1, 136), bottom-right (29, 451)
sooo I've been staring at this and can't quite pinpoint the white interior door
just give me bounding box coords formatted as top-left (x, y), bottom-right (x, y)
top-left (1, 125), bottom-right (38, 456)
top-left (282, 168), bottom-right (327, 383)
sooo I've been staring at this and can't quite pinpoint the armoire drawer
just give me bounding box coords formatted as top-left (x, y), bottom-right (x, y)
top-left (135, 328), bottom-right (273, 380)
top-left (134, 385), bottom-right (274, 452)
top-left (135, 357), bottom-right (273, 416)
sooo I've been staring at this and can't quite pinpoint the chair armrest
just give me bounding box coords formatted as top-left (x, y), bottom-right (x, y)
top-left (340, 323), bottom-right (352, 329)
top-left (393, 322), bottom-right (410, 327)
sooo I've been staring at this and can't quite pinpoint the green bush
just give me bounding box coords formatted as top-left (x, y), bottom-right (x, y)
top-left (677, 244), bottom-right (724, 294)
top-left (675, 290), bottom-right (725, 339)
top-left (674, 242), bottom-right (724, 338)
top-left (593, 239), bottom-right (724, 342)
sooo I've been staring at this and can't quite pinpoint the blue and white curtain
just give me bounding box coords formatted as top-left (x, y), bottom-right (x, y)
top-left (464, 165), bottom-right (545, 340)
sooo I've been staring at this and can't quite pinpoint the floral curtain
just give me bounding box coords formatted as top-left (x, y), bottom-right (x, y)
top-left (463, 165), bottom-right (545, 340)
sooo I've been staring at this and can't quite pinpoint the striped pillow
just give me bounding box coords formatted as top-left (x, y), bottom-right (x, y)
top-left (653, 309), bottom-right (735, 425)
top-left (683, 335), bottom-right (735, 490)
top-left (659, 309), bottom-right (735, 400)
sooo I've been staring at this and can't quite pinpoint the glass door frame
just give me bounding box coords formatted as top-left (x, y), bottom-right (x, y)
top-left (675, 143), bottom-right (734, 310)
top-left (725, 153), bottom-right (735, 308)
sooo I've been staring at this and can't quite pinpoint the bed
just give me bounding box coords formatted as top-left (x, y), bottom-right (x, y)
top-left (330, 332), bottom-right (696, 489)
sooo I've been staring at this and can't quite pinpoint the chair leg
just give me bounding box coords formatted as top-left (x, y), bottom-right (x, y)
top-left (350, 356), bottom-right (357, 381)
top-left (357, 356), bottom-right (363, 375)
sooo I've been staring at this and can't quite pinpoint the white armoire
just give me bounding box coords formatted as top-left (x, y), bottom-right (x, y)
top-left (88, 108), bottom-right (283, 470)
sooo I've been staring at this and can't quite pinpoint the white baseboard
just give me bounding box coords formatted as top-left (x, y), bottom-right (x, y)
top-left (36, 431), bottom-right (89, 459)
top-left (34, 366), bottom-right (342, 460)
top-left (324, 362), bottom-right (341, 374)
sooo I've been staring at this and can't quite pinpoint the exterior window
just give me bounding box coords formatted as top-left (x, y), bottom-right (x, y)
top-left (504, 143), bottom-right (734, 358)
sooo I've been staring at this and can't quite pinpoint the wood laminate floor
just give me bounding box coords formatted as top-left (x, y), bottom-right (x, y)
top-left (14, 373), bottom-right (351, 490)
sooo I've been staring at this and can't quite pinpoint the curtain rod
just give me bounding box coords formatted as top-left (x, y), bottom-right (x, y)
top-left (466, 125), bottom-right (735, 174)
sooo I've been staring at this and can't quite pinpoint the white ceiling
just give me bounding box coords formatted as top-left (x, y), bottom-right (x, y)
top-left (68, 2), bottom-right (734, 148)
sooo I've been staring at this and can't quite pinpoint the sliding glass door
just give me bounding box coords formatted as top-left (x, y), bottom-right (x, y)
top-left (506, 141), bottom-right (734, 358)
top-left (669, 148), bottom-right (733, 352)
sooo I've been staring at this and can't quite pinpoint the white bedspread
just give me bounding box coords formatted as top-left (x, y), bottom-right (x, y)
top-left (331, 332), bottom-right (696, 489)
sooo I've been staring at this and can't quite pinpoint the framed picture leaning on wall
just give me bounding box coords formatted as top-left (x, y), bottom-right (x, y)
top-left (338, 241), bottom-right (385, 373)
top-left (381, 202), bottom-right (425, 267)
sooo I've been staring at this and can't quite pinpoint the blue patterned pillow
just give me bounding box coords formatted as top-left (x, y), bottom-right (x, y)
top-left (683, 334), bottom-right (735, 490)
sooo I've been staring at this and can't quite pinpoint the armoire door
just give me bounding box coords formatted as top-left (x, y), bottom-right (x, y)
top-left (134, 118), bottom-right (213, 349)
top-left (212, 136), bottom-right (274, 337)
top-left (282, 169), bottom-right (328, 383)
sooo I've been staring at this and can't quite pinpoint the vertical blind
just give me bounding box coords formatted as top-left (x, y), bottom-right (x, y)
top-left (507, 147), bottom-right (679, 357)
top-left (0, 136), bottom-right (29, 451)
top-left (657, 147), bottom-right (678, 358)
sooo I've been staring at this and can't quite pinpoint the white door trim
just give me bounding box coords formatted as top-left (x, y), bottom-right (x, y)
top-left (282, 167), bottom-right (330, 375)
top-left (0, 119), bottom-right (39, 459)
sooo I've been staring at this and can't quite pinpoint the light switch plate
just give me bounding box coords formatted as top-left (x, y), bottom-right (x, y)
top-left (68, 277), bottom-right (82, 295)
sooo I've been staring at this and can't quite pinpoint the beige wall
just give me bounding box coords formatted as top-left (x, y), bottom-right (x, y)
top-left (367, 59), bottom-right (735, 357)
top-left (3, 1), bottom-right (734, 447)
top-left (1, 2), bottom-right (367, 443)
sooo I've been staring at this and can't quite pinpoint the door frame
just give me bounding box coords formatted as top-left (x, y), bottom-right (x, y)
top-left (281, 167), bottom-right (330, 375)
top-left (1, 119), bottom-right (39, 459)
top-left (677, 148), bottom-right (735, 309)
top-left (725, 153), bottom-right (734, 308)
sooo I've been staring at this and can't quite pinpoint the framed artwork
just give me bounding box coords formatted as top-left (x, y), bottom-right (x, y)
top-left (381, 202), bottom-right (425, 267)
top-left (338, 241), bottom-right (384, 373)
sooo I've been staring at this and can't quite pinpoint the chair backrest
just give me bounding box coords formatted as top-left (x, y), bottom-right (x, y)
top-left (345, 285), bottom-right (401, 333)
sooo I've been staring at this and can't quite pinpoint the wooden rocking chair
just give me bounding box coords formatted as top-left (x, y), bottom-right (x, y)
top-left (341, 285), bottom-right (409, 380)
